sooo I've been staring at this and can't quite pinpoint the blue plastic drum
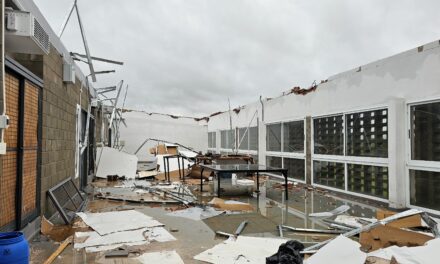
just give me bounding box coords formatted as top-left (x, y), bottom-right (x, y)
top-left (0, 232), bottom-right (29, 264)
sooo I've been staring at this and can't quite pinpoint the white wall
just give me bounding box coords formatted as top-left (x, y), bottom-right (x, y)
top-left (119, 111), bottom-right (208, 158)
top-left (207, 39), bottom-right (440, 210)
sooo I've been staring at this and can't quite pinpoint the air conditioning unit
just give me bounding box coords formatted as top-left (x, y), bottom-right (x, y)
top-left (5, 9), bottom-right (50, 55)
top-left (63, 62), bottom-right (76, 84)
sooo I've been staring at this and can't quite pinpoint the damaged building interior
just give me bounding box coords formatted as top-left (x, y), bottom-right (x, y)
top-left (1, 0), bottom-right (440, 263)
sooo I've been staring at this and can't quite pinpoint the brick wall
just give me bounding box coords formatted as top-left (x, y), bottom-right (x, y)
top-left (11, 47), bottom-right (92, 217)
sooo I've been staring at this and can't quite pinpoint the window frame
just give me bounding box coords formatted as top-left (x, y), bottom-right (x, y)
top-left (406, 98), bottom-right (440, 214)
top-left (311, 105), bottom-right (390, 203)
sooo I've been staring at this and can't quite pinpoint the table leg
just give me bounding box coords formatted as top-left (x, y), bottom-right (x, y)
top-left (163, 156), bottom-right (167, 181)
top-left (200, 168), bottom-right (204, 192)
top-left (256, 171), bottom-right (260, 193)
top-left (166, 158), bottom-right (170, 182)
top-left (181, 157), bottom-right (185, 182)
top-left (218, 173), bottom-right (221, 197)
top-left (177, 157), bottom-right (181, 179)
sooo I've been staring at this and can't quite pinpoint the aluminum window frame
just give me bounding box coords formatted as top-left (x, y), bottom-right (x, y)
top-left (311, 105), bottom-right (390, 202)
top-left (265, 118), bottom-right (306, 182)
top-left (406, 98), bottom-right (440, 214)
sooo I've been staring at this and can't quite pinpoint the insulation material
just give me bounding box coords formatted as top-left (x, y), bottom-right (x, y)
top-left (367, 238), bottom-right (440, 264)
top-left (305, 235), bottom-right (366, 264)
top-left (208, 198), bottom-right (254, 211)
top-left (376, 209), bottom-right (423, 228)
top-left (96, 147), bottom-right (138, 179)
top-left (194, 236), bottom-right (288, 263)
top-left (76, 210), bottom-right (163, 235)
top-left (167, 207), bottom-right (224, 221)
top-left (138, 170), bottom-right (158, 178)
top-left (135, 250), bottom-right (184, 264)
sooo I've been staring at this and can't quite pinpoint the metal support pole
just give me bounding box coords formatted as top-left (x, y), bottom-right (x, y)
top-left (256, 171), bottom-right (260, 193)
top-left (200, 168), bottom-right (204, 192)
top-left (283, 171), bottom-right (288, 200)
top-left (217, 173), bottom-right (221, 197)
top-left (177, 156), bottom-right (181, 179)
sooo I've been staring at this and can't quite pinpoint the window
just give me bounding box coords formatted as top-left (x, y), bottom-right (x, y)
top-left (283, 121), bottom-right (304, 153)
top-left (346, 109), bottom-right (388, 157)
top-left (313, 161), bottom-right (345, 189)
top-left (410, 170), bottom-right (440, 211)
top-left (266, 123), bottom-right (281, 151)
top-left (266, 156), bottom-right (282, 168)
top-left (238, 126), bottom-right (258, 151)
top-left (249, 127), bottom-right (258, 151)
top-left (208, 132), bottom-right (216, 148)
top-left (284, 158), bottom-right (305, 180)
top-left (227, 130), bottom-right (235, 149)
top-left (313, 115), bottom-right (344, 155)
top-left (238, 127), bottom-right (249, 150)
top-left (347, 164), bottom-right (388, 198)
top-left (220, 129), bottom-right (234, 149)
top-left (410, 102), bottom-right (440, 162)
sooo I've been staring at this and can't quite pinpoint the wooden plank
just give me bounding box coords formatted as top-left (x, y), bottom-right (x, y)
top-left (43, 236), bottom-right (73, 264)
top-left (376, 209), bottom-right (422, 228)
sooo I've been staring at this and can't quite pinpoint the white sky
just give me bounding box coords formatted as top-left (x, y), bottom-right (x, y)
top-left (33, 0), bottom-right (440, 116)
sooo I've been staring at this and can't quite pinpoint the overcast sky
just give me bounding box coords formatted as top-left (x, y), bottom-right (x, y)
top-left (34, 0), bottom-right (440, 116)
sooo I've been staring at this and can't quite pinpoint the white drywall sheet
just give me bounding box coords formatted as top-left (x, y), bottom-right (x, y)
top-left (136, 250), bottom-right (184, 264)
top-left (76, 210), bottom-right (163, 235)
top-left (96, 147), bottom-right (138, 179)
top-left (194, 236), bottom-right (288, 263)
top-left (305, 235), bottom-right (366, 264)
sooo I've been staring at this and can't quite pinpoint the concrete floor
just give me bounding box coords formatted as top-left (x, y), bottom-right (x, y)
top-left (30, 178), bottom-right (388, 263)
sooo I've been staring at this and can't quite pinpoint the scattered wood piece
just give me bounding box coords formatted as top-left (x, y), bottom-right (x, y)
top-left (208, 198), bottom-right (253, 211)
top-left (41, 216), bottom-right (73, 242)
top-left (43, 236), bottom-right (73, 264)
top-left (359, 225), bottom-right (433, 252)
top-left (376, 209), bottom-right (422, 228)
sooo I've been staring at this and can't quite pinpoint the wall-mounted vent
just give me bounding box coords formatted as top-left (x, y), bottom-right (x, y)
top-left (63, 61), bottom-right (76, 84)
top-left (32, 18), bottom-right (50, 53)
top-left (5, 9), bottom-right (50, 55)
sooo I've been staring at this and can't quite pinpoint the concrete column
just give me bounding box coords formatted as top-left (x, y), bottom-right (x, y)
top-left (388, 97), bottom-right (407, 208)
top-left (305, 116), bottom-right (312, 184)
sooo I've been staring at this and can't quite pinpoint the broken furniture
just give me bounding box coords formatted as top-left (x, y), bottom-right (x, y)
top-left (47, 178), bottom-right (86, 224)
top-left (162, 154), bottom-right (187, 182)
top-left (199, 164), bottom-right (289, 200)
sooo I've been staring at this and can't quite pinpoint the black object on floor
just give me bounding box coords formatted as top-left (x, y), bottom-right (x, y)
top-left (266, 240), bottom-right (304, 264)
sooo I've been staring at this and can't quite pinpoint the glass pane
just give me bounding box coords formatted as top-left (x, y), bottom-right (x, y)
top-left (208, 132), bottom-right (212, 148)
top-left (411, 102), bottom-right (440, 161)
top-left (212, 132), bottom-right (216, 148)
top-left (266, 123), bottom-right (281, 151)
top-left (346, 109), bottom-right (388, 158)
top-left (227, 129), bottom-right (235, 149)
top-left (238, 128), bottom-right (249, 150)
top-left (284, 158), bottom-right (305, 181)
top-left (313, 161), bottom-right (345, 189)
top-left (266, 156), bottom-right (282, 168)
top-left (347, 164), bottom-right (388, 198)
top-left (313, 115), bottom-right (344, 155)
top-left (410, 170), bottom-right (440, 211)
top-left (220, 130), bottom-right (227, 149)
top-left (249, 127), bottom-right (259, 151)
top-left (283, 121), bottom-right (304, 153)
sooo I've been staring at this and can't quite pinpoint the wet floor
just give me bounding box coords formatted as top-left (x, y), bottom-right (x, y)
top-left (30, 177), bottom-right (388, 263)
